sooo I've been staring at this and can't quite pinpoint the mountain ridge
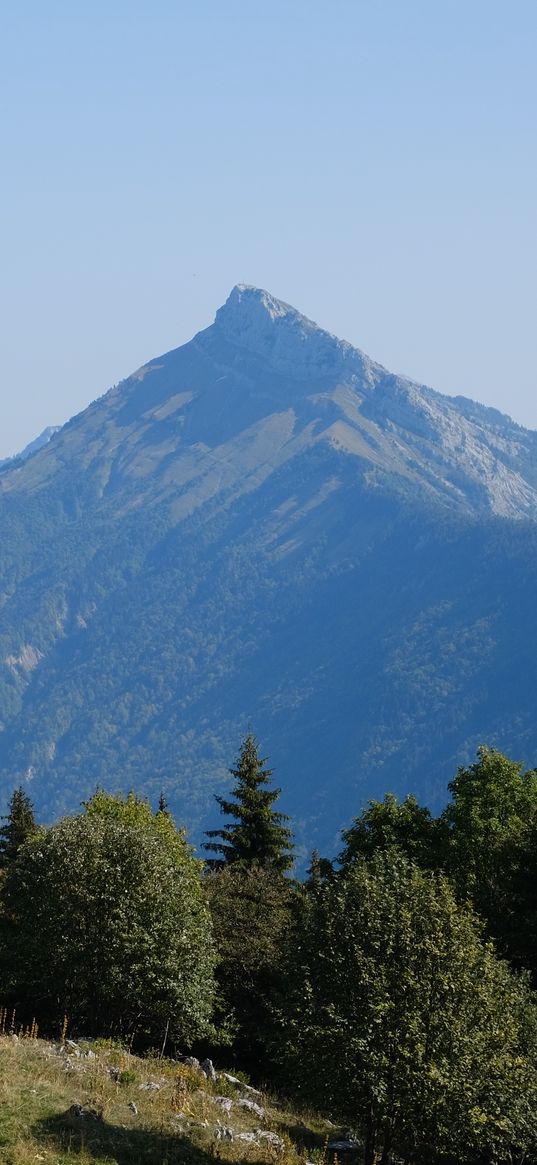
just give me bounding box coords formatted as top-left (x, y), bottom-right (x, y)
top-left (4, 286), bottom-right (537, 523)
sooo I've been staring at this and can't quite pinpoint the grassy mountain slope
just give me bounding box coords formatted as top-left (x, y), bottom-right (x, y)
top-left (0, 1033), bottom-right (329, 1165)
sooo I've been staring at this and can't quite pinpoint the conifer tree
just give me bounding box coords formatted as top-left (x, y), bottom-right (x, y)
top-left (306, 848), bottom-right (334, 888)
top-left (157, 790), bottom-right (170, 816)
top-left (204, 734), bottom-right (293, 872)
top-left (0, 787), bottom-right (37, 868)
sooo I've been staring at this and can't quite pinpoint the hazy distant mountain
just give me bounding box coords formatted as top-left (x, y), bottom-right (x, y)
top-left (0, 426), bottom-right (61, 469)
top-left (1, 285), bottom-right (537, 854)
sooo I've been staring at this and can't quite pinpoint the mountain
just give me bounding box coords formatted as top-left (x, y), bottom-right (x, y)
top-left (1, 284), bottom-right (537, 854)
top-left (0, 426), bottom-right (61, 469)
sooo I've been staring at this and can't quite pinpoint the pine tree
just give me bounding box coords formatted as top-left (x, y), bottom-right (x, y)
top-left (0, 786), bottom-right (37, 868)
top-left (204, 734), bottom-right (294, 872)
top-left (157, 790), bottom-right (170, 816)
top-left (306, 848), bottom-right (334, 888)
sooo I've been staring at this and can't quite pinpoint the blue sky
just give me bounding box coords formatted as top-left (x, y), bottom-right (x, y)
top-left (1, 0), bottom-right (536, 457)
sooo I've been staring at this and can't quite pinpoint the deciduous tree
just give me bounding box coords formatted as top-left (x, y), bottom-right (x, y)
top-left (339, 791), bottom-right (445, 871)
top-left (444, 745), bottom-right (537, 972)
top-left (279, 851), bottom-right (537, 1165)
top-left (3, 793), bottom-right (216, 1043)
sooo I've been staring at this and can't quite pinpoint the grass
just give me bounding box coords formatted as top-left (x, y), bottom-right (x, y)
top-left (0, 1034), bottom-right (334, 1165)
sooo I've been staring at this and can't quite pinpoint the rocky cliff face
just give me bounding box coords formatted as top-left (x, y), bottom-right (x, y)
top-left (1, 288), bottom-right (537, 852)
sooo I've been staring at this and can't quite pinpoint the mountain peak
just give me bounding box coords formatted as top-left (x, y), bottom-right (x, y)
top-left (211, 284), bottom-right (372, 382)
top-left (217, 284), bottom-right (309, 327)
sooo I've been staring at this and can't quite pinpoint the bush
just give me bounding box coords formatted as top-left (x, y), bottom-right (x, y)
top-left (2, 794), bottom-right (216, 1045)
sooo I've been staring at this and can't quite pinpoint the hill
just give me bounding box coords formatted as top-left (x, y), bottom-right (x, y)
top-left (1, 285), bottom-right (537, 852)
top-left (0, 1031), bottom-right (327, 1165)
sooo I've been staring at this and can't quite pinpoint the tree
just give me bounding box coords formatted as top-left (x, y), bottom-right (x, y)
top-left (205, 863), bottom-right (294, 1068)
top-left (279, 851), bottom-right (537, 1165)
top-left (157, 790), bottom-right (170, 816)
top-left (339, 792), bottom-right (445, 871)
top-left (0, 787), bottom-right (37, 869)
top-left (204, 734), bottom-right (294, 872)
top-left (443, 746), bottom-right (537, 973)
top-left (339, 753), bottom-right (537, 981)
top-left (3, 793), bottom-right (216, 1043)
top-left (305, 848), bottom-right (335, 888)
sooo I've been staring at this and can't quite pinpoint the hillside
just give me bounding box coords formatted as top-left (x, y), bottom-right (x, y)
top-left (0, 1032), bottom-right (329, 1165)
top-left (1, 285), bottom-right (537, 851)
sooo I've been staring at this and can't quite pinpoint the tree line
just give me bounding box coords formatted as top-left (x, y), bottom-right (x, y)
top-left (2, 738), bottom-right (537, 1164)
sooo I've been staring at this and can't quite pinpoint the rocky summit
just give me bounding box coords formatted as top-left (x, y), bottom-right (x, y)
top-left (1, 286), bottom-right (537, 852)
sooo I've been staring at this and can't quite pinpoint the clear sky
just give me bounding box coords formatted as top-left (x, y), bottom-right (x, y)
top-left (1, 0), bottom-right (536, 458)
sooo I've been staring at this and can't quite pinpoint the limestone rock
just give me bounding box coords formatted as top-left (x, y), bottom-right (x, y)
top-left (236, 1098), bottom-right (265, 1119)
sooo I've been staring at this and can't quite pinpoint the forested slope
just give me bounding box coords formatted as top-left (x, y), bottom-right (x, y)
top-left (1, 286), bottom-right (536, 849)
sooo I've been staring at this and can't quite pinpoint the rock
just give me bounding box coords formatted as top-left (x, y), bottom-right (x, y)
top-left (63, 1056), bottom-right (86, 1073)
top-left (220, 1071), bottom-right (241, 1086)
top-left (214, 1096), bottom-right (233, 1113)
top-left (84, 1049), bottom-right (96, 1060)
top-left (236, 1132), bottom-right (260, 1144)
top-left (109, 1066), bottom-right (120, 1081)
top-left (139, 1080), bottom-right (161, 1091)
top-left (215, 1124), bottom-right (234, 1141)
top-left (200, 1057), bottom-right (217, 1080)
top-left (128, 1101), bottom-right (138, 1115)
top-left (183, 1056), bottom-right (200, 1070)
top-left (257, 1130), bottom-right (284, 1148)
top-left (236, 1098), bottom-right (265, 1119)
top-left (60, 1041), bottom-right (81, 1059)
top-left (242, 1082), bottom-right (262, 1097)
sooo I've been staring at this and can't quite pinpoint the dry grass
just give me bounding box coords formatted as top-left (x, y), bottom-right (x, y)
top-left (0, 1034), bottom-right (333, 1165)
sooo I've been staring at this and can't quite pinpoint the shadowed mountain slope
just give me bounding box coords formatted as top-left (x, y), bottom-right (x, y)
top-left (1, 285), bottom-right (537, 853)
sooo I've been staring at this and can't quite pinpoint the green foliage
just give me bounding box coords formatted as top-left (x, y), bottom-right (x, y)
top-left (0, 787), bottom-right (38, 869)
top-left (117, 1067), bottom-right (137, 1085)
top-left (84, 788), bottom-right (192, 867)
top-left (2, 796), bottom-right (216, 1043)
top-left (338, 750), bottom-right (537, 981)
top-left (444, 746), bottom-right (537, 972)
top-left (204, 734), bottom-right (294, 872)
top-left (205, 862), bottom-right (294, 1066)
top-left (279, 851), bottom-right (537, 1164)
top-left (305, 848), bottom-right (335, 887)
top-left (339, 791), bottom-right (446, 870)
